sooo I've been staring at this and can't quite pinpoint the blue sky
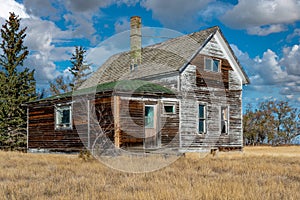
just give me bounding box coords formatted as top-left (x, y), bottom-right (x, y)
top-left (0, 0), bottom-right (300, 108)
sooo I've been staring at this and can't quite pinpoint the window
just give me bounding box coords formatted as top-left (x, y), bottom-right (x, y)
top-left (55, 105), bottom-right (72, 129)
top-left (198, 104), bottom-right (206, 133)
top-left (205, 57), bottom-right (220, 72)
top-left (163, 104), bottom-right (175, 114)
top-left (145, 106), bottom-right (154, 128)
top-left (221, 106), bottom-right (229, 134)
top-left (130, 63), bottom-right (138, 71)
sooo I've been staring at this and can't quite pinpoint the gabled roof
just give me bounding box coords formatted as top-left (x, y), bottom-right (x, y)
top-left (80, 26), bottom-right (249, 89)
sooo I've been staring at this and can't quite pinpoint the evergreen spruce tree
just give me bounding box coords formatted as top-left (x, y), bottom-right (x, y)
top-left (48, 46), bottom-right (91, 95)
top-left (0, 13), bottom-right (36, 149)
top-left (69, 46), bottom-right (91, 90)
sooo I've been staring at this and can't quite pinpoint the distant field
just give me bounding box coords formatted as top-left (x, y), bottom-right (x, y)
top-left (0, 146), bottom-right (299, 200)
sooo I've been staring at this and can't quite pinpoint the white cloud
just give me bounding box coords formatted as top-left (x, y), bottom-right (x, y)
top-left (21, 18), bottom-right (75, 87)
top-left (287, 28), bottom-right (300, 42)
top-left (141, 0), bottom-right (212, 30)
top-left (114, 17), bottom-right (130, 33)
top-left (63, 0), bottom-right (139, 13)
top-left (281, 45), bottom-right (300, 76)
top-left (23, 0), bottom-right (58, 20)
top-left (64, 0), bottom-right (112, 13)
top-left (63, 13), bottom-right (98, 44)
top-left (221, 0), bottom-right (300, 35)
top-left (25, 53), bottom-right (60, 85)
top-left (247, 24), bottom-right (286, 36)
top-left (233, 44), bottom-right (300, 104)
top-left (0, 0), bottom-right (29, 19)
top-left (86, 30), bottom-right (131, 69)
top-left (253, 49), bottom-right (288, 84)
top-left (199, 1), bottom-right (233, 22)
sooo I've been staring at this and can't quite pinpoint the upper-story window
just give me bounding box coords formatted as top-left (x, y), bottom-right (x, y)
top-left (205, 57), bottom-right (220, 72)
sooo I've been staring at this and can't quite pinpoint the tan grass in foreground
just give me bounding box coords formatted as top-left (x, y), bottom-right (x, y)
top-left (0, 146), bottom-right (300, 200)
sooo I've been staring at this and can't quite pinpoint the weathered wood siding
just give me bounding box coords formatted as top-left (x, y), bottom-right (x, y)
top-left (160, 100), bottom-right (180, 147)
top-left (144, 73), bottom-right (179, 92)
top-left (192, 55), bottom-right (232, 90)
top-left (88, 96), bottom-right (115, 150)
top-left (201, 37), bottom-right (225, 58)
top-left (28, 98), bottom-right (84, 151)
top-left (179, 47), bottom-right (243, 150)
top-left (28, 94), bottom-right (115, 152)
top-left (119, 98), bottom-right (144, 147)
top-left (118, 97), bottom-right (179, 148)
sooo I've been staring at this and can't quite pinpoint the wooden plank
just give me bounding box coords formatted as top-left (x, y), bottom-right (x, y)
top-left (114, 96), bottom-right (120, 148)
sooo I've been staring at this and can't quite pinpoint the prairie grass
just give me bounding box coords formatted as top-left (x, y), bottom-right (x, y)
top-left (0, 146), bottom-right (300, 200)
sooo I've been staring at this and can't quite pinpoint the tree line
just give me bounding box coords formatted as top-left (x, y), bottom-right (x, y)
top-left (0, 13), bottom-right (91, 150)
top-left (243, 100), bottom-right (299, 146)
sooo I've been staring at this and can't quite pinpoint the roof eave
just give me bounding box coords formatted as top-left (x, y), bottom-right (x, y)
top-left (178, 28), bottom-right (218, 73)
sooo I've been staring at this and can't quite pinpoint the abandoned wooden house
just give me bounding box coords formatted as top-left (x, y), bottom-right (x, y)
top-left (25, 16), bottom-right (249, 153)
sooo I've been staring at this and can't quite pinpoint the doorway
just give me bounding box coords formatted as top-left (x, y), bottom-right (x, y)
top-left (144, 105), bottom-right (159, 148)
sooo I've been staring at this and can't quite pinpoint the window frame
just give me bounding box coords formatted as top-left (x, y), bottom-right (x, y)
top-left (144, 105), bottom-right (155, 129)
top-left (163, 103), bottom-right (176, 115)
top-left (204, 57), bottom-right (221, 73)
top-left (220, 106), bottom-right (229, 135)
top-left (55, 104), bottom-right (73, 130)
top-left (198, 104), bottom-right (207, 134)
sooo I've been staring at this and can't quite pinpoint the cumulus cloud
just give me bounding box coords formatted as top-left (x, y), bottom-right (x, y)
top-left (25, 54), bottom-right (60, 86)
top-left (0, 1), bottom-right (79, 88)
top-left (63, 0), bottom-right (138, 13)
top-left (253, 49), bottom-right (289, 84)
top-left (0, 0), bottom-right (29, 19)
top-left (63, 13), bottom-right (98, 44)
top-left (221, 0), bottom-right (300, 35)
top-left (141, 0), bottom-right (212, 30)
top-left (282, 45), bottom-right (300, 76)
top-left (23, 0), bottom-right (58, 20)
top-left (20, 18), bottom-right (75, 86)
top-left (61, 0), bottom-right (139, 44)
top-left (199, 1), bottom-right (233, 22)
top-left (233, 44), bottom-right (300, 104)
top-left (64, 0), bottom-right (113, 13)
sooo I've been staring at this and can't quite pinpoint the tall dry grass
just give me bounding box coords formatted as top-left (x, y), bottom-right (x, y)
top-left (0, 146), bottom-right (300, 200)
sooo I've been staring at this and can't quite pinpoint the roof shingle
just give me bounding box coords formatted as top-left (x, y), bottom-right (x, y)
top-left (79, 26), bottom-right (219, 89)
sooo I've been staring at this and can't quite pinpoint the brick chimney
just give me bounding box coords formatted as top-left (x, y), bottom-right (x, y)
top-left (130, 16), bottom-right (141, 71)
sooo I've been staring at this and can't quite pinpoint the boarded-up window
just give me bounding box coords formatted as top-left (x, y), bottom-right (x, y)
top-left (198, 104), bottom-right (206, 133)
top-left (55, 105), bottom-right (72, 130)
top-left (221, 106), bottom-right (229, 134)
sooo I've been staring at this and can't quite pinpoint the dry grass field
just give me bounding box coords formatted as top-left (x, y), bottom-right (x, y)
top-left (0, 146), bottom-right (300, 200)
